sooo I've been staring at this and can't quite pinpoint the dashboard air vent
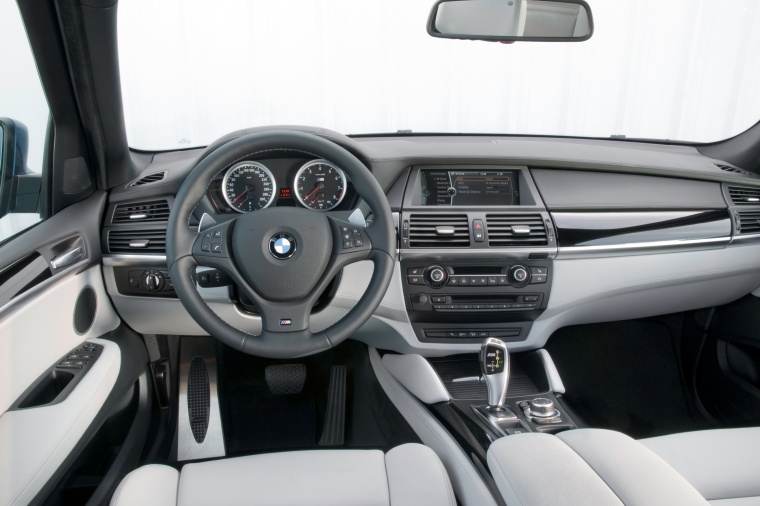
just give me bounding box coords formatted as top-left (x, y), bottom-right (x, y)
top-left (112, 199), bottom-right (170, 223)
top-left (728, 186), bottom-right (760, 206)
top-left (129, 171), bottom-right (167, 187)
top-left (408, 214), bottom-right (470, 248)
top-left (108, 229), bottom-right (166, 253)
top-left (716, 164), bottom-right (751, 176)
top-left (486, 214), bottom-right (548, 247)
top-left (737, 211), bottom-right (760, 235)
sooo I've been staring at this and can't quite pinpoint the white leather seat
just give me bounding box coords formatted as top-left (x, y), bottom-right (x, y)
top-left (641, 427), bottom-right (760, 505)
top-left (487, 427), bottom-right (760, 506)
top-left (111, 443), bottom-right (455, 506)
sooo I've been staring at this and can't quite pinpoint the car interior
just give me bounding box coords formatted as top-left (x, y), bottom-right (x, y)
top-left (2, 0), bottom-right (760, 505)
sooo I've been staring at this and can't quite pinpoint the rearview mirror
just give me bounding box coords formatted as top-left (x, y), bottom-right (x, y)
top-left (428, 0), bottom-right (593, 42)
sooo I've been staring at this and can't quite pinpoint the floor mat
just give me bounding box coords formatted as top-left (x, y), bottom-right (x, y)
top-left (217, 340), bottom-right (419, 456)
top-left (546, 319), bottom-right (712, 439)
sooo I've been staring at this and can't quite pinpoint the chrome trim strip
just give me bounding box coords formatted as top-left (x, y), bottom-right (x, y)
top-left (102, 254), bottom-right (168, 267)
top-left (729, 233), bottom-right (760, 245)
top-left (400, 246), bottom-right (557, 261)
top-left (0, 259), bottom-right (89, 318)
top-left (557, 237), bottom-right (729, 259)
top-left (535, 349), bottom-right (565, 395)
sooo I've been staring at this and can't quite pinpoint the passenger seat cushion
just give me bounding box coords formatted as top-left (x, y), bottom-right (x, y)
top-left (177, 449), bottom-right (390, 506)
top-left (111, 464), bottom-right (179, 506)
top-left (385, 443), bottom-right (455, 506)
top-left (556, 429), bottom-right (708, 506)
top-left (641, 427), bottom-right (760, 502)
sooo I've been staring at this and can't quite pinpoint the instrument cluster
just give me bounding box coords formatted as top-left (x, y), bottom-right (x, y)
top-left (207, 157), bottom-right (357, 214)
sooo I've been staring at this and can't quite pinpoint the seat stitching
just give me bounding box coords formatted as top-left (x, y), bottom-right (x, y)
top-left (109, 469), bottom-right (132, 506)
top-left (554, 437), bottom-right (627, 506)
top-left (432, 450), bottom-right (457, 506)
top-left (372, 350), bottom-right (497, 506)
top-left (489, 452), bottom-right (525, 506)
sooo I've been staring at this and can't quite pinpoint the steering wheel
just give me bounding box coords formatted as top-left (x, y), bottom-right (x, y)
top-left (166, 131), bottom-right (396, 358)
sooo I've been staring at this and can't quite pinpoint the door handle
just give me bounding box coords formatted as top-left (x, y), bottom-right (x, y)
top-left (50, 245), bottom-right (85, 269)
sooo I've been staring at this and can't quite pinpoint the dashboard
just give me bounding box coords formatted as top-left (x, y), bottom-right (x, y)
top-left (101, 128), bottom-right (760, 356)
top-left (205, 156), bottom-right (357, 214)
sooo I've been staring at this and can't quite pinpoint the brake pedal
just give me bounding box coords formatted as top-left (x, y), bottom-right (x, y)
top-left (319, 366), bottom-right (347, 446)
top-left (265, 364), bottom-right (307, 395)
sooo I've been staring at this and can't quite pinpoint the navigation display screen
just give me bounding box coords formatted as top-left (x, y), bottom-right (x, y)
top-left (421, 170), bottom-right (519, 206)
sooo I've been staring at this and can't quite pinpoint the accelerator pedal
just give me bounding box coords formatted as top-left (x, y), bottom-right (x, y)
top-left (319, 365), bottom-right (347, 446)
top-left (265, 364), bottom-right (306, 395)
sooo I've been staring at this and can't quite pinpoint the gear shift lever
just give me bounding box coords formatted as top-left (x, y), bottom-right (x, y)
top-left (479, 337), bottom-right (510, 410)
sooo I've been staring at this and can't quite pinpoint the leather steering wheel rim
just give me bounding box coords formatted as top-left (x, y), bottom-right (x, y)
top-left (166, 130), bottom-right (396, 358)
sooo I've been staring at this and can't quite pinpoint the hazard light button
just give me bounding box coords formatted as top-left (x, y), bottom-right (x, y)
top-left (473, 219), bottom-right (485, 242)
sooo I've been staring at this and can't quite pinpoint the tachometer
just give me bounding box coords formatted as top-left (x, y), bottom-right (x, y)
top-left (294, 160), bottom-right (346, 211)
top-left (222, 162), bottom-right (276, 212)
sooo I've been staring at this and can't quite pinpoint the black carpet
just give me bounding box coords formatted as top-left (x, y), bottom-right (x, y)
top-left (217, 340), bottom-right (419, 456)
top-left (547, 319), bottom-right (712, 439)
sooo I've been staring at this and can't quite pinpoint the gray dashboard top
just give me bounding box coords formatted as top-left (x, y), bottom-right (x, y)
top-left (112, 127), bottom-right (759, 204)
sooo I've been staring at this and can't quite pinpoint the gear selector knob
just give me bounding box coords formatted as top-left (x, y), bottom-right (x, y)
top-left (479, 338), bottom-right (510, 409)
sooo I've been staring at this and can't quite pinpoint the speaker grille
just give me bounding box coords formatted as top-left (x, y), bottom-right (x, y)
top-left (187, 357), bottom-right (210, 443)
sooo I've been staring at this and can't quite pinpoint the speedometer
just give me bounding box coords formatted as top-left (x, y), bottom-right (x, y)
top-left (222, 162), bottom-right (276, 213)
top-left (294, 160), bottom-right (347, 211)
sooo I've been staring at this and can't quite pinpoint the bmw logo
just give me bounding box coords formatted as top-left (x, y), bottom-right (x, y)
top-left (269, 233), bottom-right (296, 259)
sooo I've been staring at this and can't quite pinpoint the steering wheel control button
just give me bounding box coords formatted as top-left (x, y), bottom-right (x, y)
top-left (201, 233), bottom-right (212, 252)
top-left (269, 233), bottom-right (296, 259)
top-left (424, 265), bottom-right (448, 288)
top-left (508, 265), bottom-right (531, 288)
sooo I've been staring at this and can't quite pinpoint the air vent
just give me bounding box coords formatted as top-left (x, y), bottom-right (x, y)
top-left (737, 211), bottom-right (760, 235)
top-left (486, 214), bottom-right (548, 247)
top-left (129, 171), bottom-right (167, 187)
top-left (728, 186), bottom-right (760, 206)
top-left (408, 214), bottom-right (470, 248)
top-left (108, 229), bottom-right (166, 253)
top-left (112, 199), bottom-right (170, 223)
top-left (716, 164), bottom-right (751, 176)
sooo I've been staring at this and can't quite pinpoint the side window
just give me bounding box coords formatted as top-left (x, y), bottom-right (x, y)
top-left (0, 0), bottom-right (50, 242)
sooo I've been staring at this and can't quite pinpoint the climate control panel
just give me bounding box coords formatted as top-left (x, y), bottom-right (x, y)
top-left (406, 264), bottom-right (548, 290)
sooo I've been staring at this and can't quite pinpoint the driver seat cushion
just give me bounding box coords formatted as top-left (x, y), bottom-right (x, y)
top-left (111, 443), bottom-right (455, 506)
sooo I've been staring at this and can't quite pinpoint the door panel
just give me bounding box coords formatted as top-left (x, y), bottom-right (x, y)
top-left (0, 265), bottom-right (119, 413)
top-left (0, 192), bottom-right (125, 505)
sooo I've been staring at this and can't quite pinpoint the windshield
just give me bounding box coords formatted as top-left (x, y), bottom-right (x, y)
top-left (118, 0), bottom-right (760, 150)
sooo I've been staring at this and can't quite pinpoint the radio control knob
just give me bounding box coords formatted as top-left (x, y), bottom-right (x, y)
top-left (424, 265), bottom-right (448, 288)
top-left (507, 265), bottom-right (531, 288)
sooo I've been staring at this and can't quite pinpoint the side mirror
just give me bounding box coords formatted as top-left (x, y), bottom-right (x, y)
top-left (428, 0), bottom-right (593, 43)
top-left (0, 118), bottom-right (41, 217)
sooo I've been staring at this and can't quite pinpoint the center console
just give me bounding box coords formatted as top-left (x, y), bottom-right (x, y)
top-left (397, 166), bottom-right (558, 345)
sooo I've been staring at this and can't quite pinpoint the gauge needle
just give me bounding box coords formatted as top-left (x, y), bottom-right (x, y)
top-left (304, 184), bottom-right (321, 200)
top-left (232, 189), bottom-right (249, 204)
top-left (309, 193), bottom-right (322, 205)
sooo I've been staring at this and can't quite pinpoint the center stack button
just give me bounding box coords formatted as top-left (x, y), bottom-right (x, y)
top-left (424, 265), bottom-right (449, 288)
